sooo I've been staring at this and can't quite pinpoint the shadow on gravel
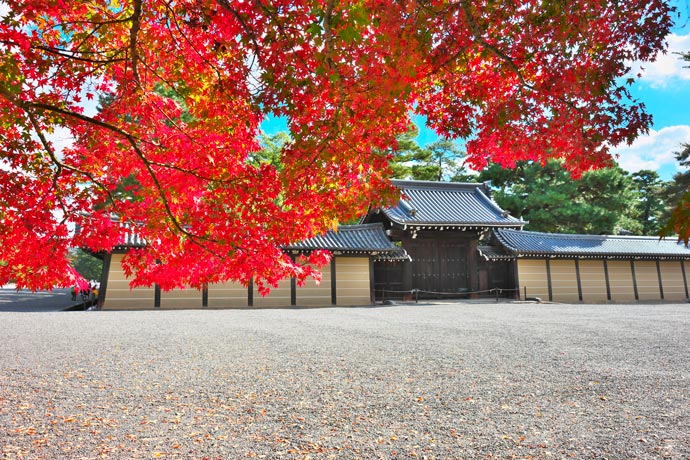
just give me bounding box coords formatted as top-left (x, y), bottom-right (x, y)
top-left (0, 286), bottom-right (87, 312)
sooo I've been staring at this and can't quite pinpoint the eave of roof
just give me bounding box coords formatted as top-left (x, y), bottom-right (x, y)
top-left (494, 228), bottom-right (690, 260)
top-left (477, 245), bottom-right (516, 261)
top-left (285, 223), bottom-right (399, 255)
top-left (110, 220), bottom-right (398, 256)
top-left (381, 180), bottom-right (524, 229)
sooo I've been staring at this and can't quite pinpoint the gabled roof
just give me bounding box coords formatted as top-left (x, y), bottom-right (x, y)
top-left (494, 228), bottom-right (690, 260)
top-left (379, 180), bottom-right (523, 229)
top-left (112, 221), bottom-right (400, 257)
top-left (286, 223), bottom-right (403, 256)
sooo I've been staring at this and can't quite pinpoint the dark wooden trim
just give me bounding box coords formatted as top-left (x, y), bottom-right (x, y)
top-left (290, 255), bottom-right (297, 306)
top-left (290, 276), bottom-right (296, 306)
top-left (630, 260), bottom-right (639, 301)
top-left (545, 259), bottom-right (553, 302)
top-left (682, 260), bottom-right (689, 299)
top-left (574, 259), bottom-right (583, 302)
top-left (331, 257), bottom-right (337, 305)
top-left (248, 277), bottom-right (254, 307)
top-left (154, 284), bottom-right (161, 308)
top-left (98, 253), bottom-right (112, 309)
top-left (656, 260), bottom-right (664, 300)
top-left (513, 259), bottom-right (521, 300)
top-left (202, 283), bottom-right (208, 307)
top-left (603, 260), bottom-right (611, 301)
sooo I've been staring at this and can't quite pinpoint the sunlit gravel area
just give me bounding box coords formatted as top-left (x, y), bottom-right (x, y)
top-left (1, 303), bottom-right (689, 459)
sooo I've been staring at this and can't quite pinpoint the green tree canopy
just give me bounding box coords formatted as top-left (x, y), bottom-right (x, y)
top-left (389, 127), bottom-right (469, 181)
top-left (70, 249), bottom-right (103, 282)
top-left (631, 170), bottom-right (666, 235)
top-left (478, 160), bottom-right (641, 234)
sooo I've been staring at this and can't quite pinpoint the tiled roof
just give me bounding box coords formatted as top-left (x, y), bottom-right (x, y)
top-left (478, 245), bottom-right (515, 261)
top-left (286, 223), bottom-right (400, 255)
top-left (373, 247), bottom-right (412, 262)
top-left (495, 228), bottom-right (690, 260)
top-left (114, 221), bottom-right (398, 256)
top-left (382, 180), bottom-right (523, 228)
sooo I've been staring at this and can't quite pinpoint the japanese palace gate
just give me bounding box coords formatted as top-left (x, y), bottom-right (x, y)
top-left (98, 180), bottom-right (690, 308)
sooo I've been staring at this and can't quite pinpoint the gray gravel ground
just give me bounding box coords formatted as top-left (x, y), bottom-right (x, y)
top-left (1, 303), bottom-right (689, 460)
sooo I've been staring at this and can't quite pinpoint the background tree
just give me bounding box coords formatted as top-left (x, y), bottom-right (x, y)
top-left (0, 0), bottom-right (674, 290)
top-left (661, 143), bottom-right (690, 239)
top-left (388, 129), bottom-right (469, 181)
top-left (387, 125), bottom-right (430, 180)
top-left (662, 50), bottom-right (690, 242)
top-left (411, 139), bottom-right (470, 182)
top-left (249, 132), bottom-right (292, 170)
top-left (631, 170), bottom-right (666, 235)
top-left (478, 160), bottom-right (641, 234)
top-left (70, 249), bottom-right (104, 282)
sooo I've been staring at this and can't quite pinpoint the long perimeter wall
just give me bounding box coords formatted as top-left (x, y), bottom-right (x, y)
top-left (518, 258), bottom-right (689, 303)
top-left (102, 254), bottom-right (372, 310)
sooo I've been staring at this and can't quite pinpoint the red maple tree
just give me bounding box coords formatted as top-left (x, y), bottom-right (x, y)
top-left (0, 0), bottom-right (674, 291)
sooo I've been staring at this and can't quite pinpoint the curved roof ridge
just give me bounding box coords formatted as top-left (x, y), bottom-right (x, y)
top-left (493, 228), bottom-right (690, 259)
top-left (498, 228), bottom-right (673, 242)
top-left (334, 222), bottom-right (386, 231)
top-left (379, 180), bottom-right (523, 228)
top-left (474, 185), bottom-right (518, 218)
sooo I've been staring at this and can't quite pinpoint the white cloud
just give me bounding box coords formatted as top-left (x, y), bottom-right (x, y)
top-left (613, 125), bottom-right (690, 175)
top-left (629, 33), bottom-right (690, 88)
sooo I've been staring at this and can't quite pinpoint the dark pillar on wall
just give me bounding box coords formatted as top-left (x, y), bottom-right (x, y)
top-left (656, 260), bottom-right (664, 300)
top-left (512, 259), bottom-right (521, 300)
top-left (98, 253), bottom-right (112, 309)
top-left (545, 259), bottom-right (553, 302)
top-left (290, 255), bottom-right (297, 306)
top-left (682, 260), bottom-right (689, 299)
top-left (331, 257), bottom-right (337, 305)
top-left (290, 276), bottom-right (297, 306)
top-left (603, 260), bottom-right (612, 301)
top-left (630, 260), bottom-right (639, 301)
top-left (248, 277), bottom-right (254, 307)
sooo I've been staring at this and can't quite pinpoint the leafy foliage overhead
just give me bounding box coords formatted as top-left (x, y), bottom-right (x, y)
top-left (0, 0), bottom-right (674, 290)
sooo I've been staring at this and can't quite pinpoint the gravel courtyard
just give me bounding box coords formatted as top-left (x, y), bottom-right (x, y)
top-left (1, 303), bottom-right (688, 459)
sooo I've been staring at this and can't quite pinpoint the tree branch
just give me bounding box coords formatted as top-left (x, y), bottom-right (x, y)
top-left (129, 0), bottom-right (144, 85)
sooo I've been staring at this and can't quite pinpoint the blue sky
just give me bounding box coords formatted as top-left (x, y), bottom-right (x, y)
top-left (610, 0), bottom-right (690, 180)
top-left (263, 1), bottom-right (690, 181)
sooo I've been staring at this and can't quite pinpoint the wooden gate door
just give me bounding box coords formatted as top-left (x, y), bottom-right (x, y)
top-left (438, 239), bottom-right (468, 294)
top-left (408, 237), bottom-right (469, 296)
top-left (410, 239), bottom-right (438, 293)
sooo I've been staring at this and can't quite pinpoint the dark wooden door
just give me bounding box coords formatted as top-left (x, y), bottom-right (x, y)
top-left (410, 239), bottom-right (437, 292)
top-left (438, 239), bottom-right (468, 294)
top-left (408, 237), bottom-right (469, 295)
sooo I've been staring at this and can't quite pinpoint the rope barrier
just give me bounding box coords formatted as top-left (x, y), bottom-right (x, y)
top-left (375, 287), bottom-right (521, 303)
